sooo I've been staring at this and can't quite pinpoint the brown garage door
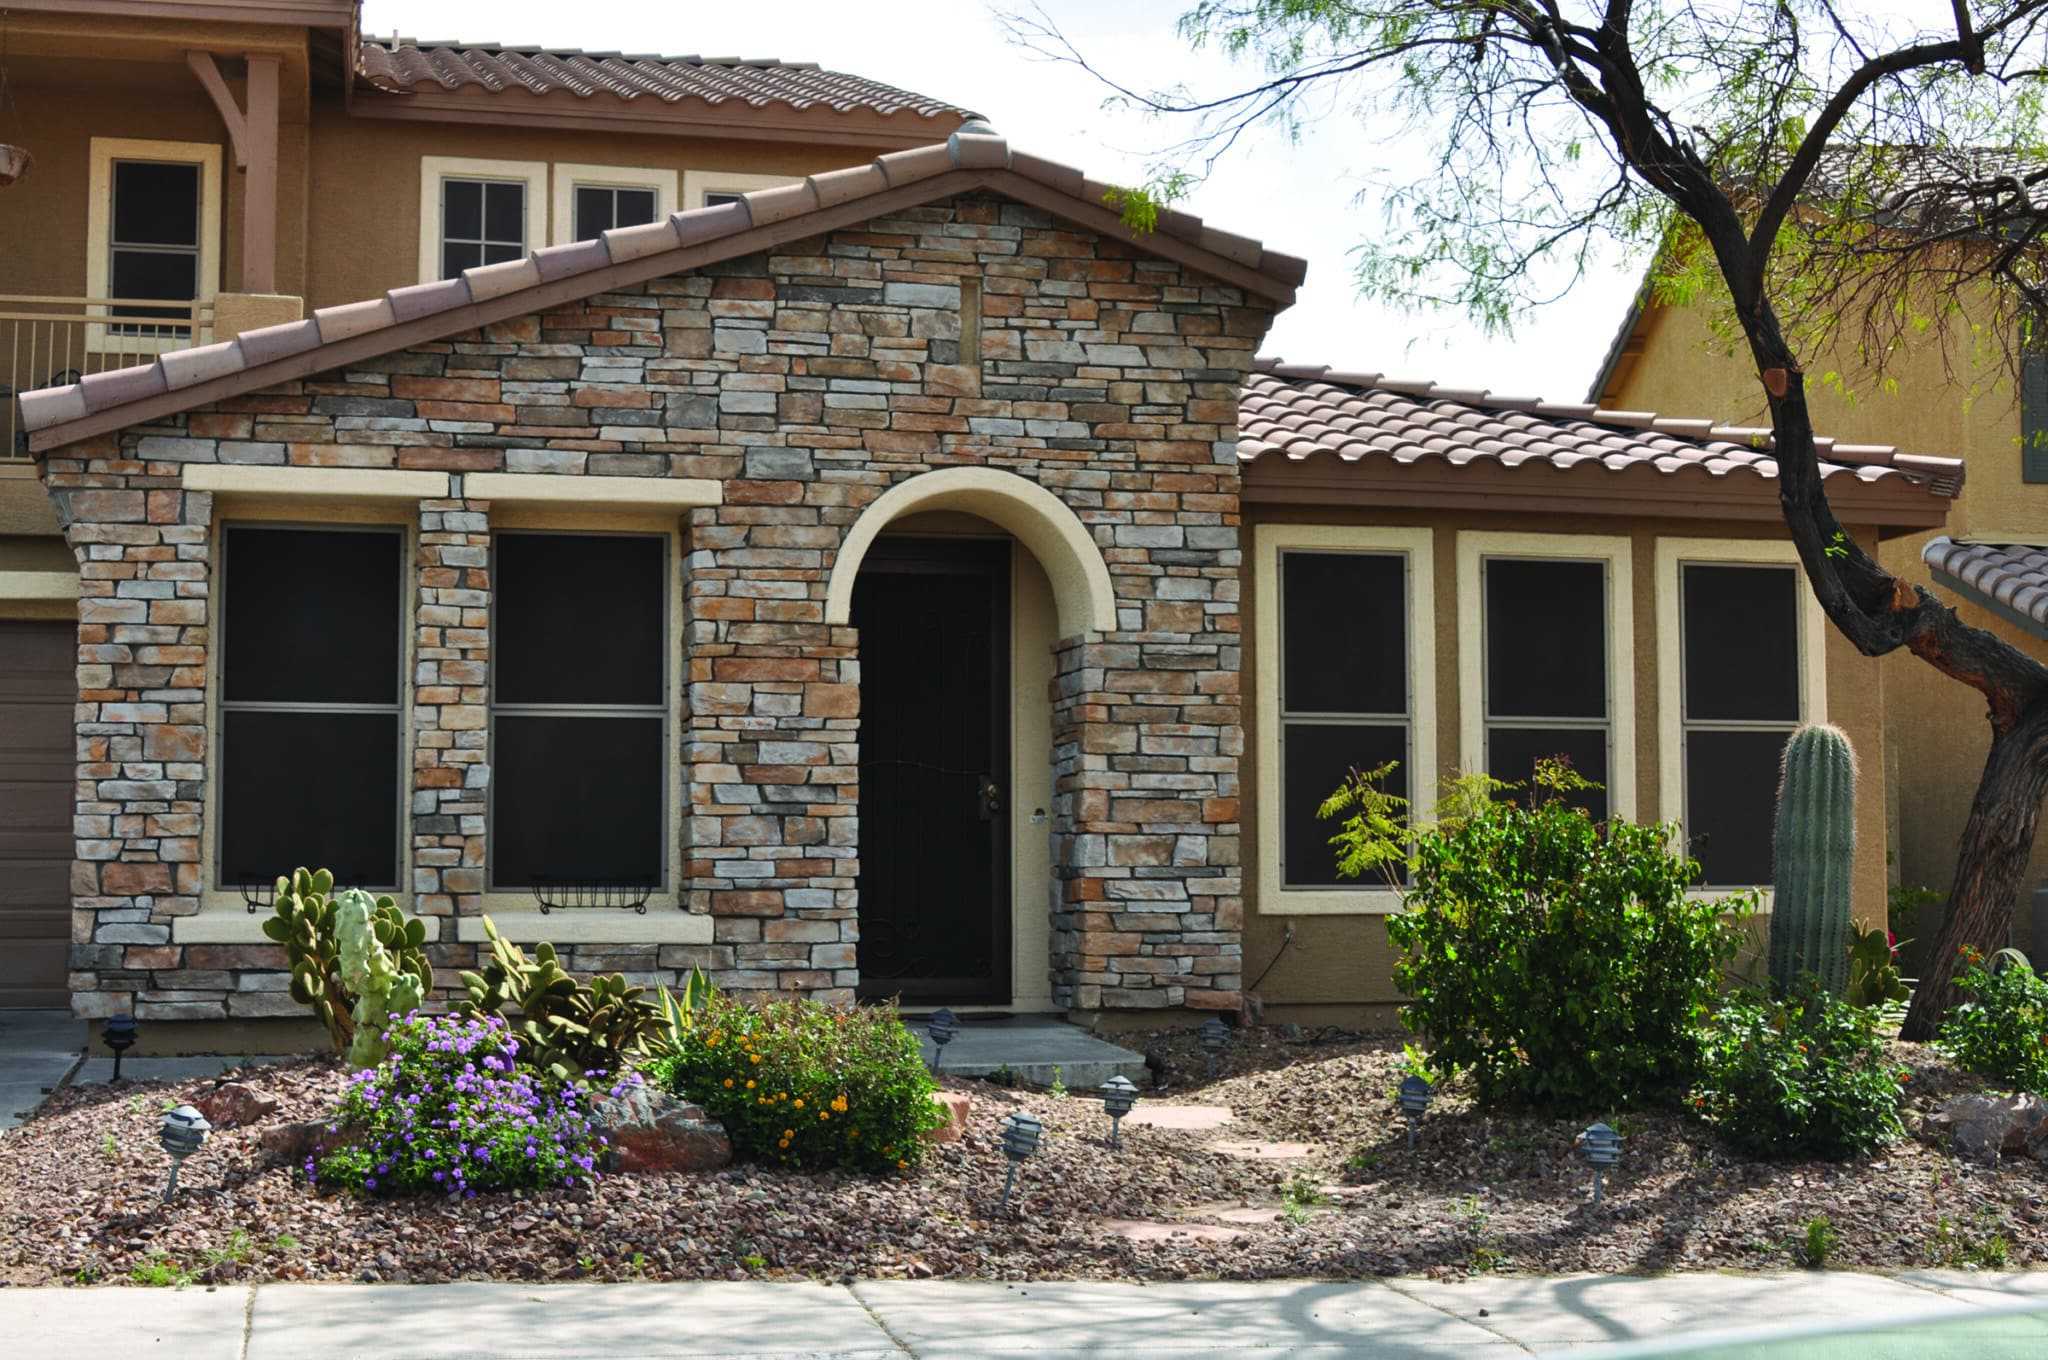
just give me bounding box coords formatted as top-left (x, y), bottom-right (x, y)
top-left (0, 621), bottom-right (72, 1008)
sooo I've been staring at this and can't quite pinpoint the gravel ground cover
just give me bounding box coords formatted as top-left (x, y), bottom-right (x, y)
top-left (1, 1026), bottom-right (2040, 1287)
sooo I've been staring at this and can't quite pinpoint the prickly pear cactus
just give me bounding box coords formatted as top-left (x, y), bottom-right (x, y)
top-left (337, 888), bottom-right (429, 1068)
top-left (458, 915), bottom-right (659, 1079)
top-left (1769, 723), bottom-right (1857, 994)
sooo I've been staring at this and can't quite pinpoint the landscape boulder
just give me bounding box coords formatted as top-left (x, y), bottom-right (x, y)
top-left (591, 1086), bottom-right (732, 1173)
top-left (258, 1119), bottom-right (360, 1164)
top-left (925, 1091), bottom-right (972, 1144)
top-left (192, 1081), bottom-right (279, 1129)
top-left (1937, 1092), bottom-right (2048, 1164)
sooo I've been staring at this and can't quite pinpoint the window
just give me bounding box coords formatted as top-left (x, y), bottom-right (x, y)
top-left (551, 165), bottom-right (677, 244)
top-left (216, 525), bottom-right (404, 891)
top-left (1458, 532), bottom-right (1636, 821)
top-left (2024, 351), bottom-right (2048, 484)
top-left (682, 170), bottom-right (800, 209)
top-left (1255, 525), bottom-right (1436, 914)
top-left (1657, 539), bottom-right (1826, 891)
top-left (417, 158), bottom-right (546, 283)
top-left (703, 192), bottom-right (743, 208)
top-left (489, 532), bottom-right (668, 890)
top-left (86, 139), bottom-right (221, 352)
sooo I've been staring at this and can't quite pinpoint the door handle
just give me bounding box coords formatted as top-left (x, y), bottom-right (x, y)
top-left (977, 775), bottom-right (1002, 821)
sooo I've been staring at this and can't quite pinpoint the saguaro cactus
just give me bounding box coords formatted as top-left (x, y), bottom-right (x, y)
top-left (1769, 723), bottom-right (1857, 993)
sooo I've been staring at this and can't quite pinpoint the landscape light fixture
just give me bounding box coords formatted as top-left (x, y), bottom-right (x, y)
top-left (1198, 1016), bottom-right (1230, 1079)
top-left (1099, 1075), bottom-right (1139, 1149)
top-left (997, 1111), bottom-right (1043, 1214)
top-left (102, 1013), bottom-right (138, 1083)
top-left (925, 1008), bottom-right (959, 1073)
top-left (1396, 1074), bottom-right (1433, 1149)
top-left (1577, 1121), bottom-right (1623, 1208)
top-left (159, 1104), bottom-right (212, 1203)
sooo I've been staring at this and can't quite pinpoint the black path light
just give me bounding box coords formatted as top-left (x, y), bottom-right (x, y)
top-left (1577, 1121), bottom-right (1623, 1207)
top-left (1198, 1016), bottom-right (1230, 1079)
top-left (1100, 1074), bottom-right (1139, 1149)
top-left (102, 1014), bottom-right (138, 1084)
top-left (159, 1104), bottom-right (212, 1203)
top-left (1396, 1074), bottom-right (1433, 1149)
top-left (997, 1111), bottom-right (1043, 1214)
top-left (925, 1008), bottom-right (959, 1073)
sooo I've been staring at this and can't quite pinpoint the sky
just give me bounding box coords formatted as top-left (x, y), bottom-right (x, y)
top-left (360, 0), bottom-right (1650, 405)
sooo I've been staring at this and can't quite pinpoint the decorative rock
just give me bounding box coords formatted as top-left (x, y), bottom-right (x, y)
top-left (192, 1081), bottom-right (280, 1129)
top-left (593, 1086), bottom-right (733, 1173)
top-left (257, 1119), bottom-right (360, 1164)
top-left (1940, 1093), bottom-right (2048, 1164)
top-left (925, 1091), bottom-right (972, 1144)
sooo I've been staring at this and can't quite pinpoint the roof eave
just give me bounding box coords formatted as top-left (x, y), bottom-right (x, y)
top-left (1926, 562), bottom-right (2048, 641)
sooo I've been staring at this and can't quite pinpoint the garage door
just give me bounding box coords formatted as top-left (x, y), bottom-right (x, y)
top-left (0, 621), bottom-right (72, 1007)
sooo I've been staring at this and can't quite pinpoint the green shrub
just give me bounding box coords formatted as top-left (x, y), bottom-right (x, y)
top-left (1691, 984), bottom-right (1905, 1159)
top-left (456, 915), bottom-right (663, 1080)
top-left (1330, 761), bottom-right (1747, 1110)
top-left (649, 991), bottom-right (942, 1173)
top-left (1936, 949), bottom-right (2048, 1094)
top-left (311, 1011), bottom-right (628, 1197)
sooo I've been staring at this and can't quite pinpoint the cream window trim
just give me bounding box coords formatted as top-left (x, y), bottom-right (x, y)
top-left (466, 472), bottom-right (720, 508)
top-left (550, 164), bottom-right (679, 245)
top-left (1656, 536), bottom-right (1826, 893)
top-left (177, 910), bottom-right (442, 944)
top-left (417, 156), bottom-right (549, 285)
top-left (1254, 523), bottom-right (1437, 916)
top-left (682, 169), bottom-right (801, 209)
top-left (183, 465), bottom-right (451, 500)
top-left (456, 911), bottom-right (710, 945)
top-left (86, 138), bottom-right (223, 355)
top-left (0, 571), bottom-right (79, 601)
top-left (1456, 530), bottom-right (1637, 821)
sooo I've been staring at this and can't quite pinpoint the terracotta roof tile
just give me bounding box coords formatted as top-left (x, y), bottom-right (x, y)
top-left (356, 40), bottom-right (979, 124)
top-left (1240, 360), bottom-right (1965, 500)
top-left (1924, 538), bottom-right (2048, 638)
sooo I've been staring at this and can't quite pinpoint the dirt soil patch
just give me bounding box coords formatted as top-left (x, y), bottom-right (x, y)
top-left (1, 1027), bottom-right (2041, 1286)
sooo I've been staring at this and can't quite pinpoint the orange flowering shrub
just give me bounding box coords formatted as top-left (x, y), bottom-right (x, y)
top-left (650, 992), bottom-right (941, 1173)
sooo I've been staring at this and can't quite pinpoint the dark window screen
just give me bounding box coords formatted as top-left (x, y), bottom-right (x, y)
top-left (1487, 726), bottom-right (1609, 821)
top-left (1283, 722), bottom-right (1406, 887)
top-left (1485, 558), bottom-right (1606, 718)
top-left (491, 716), bottom-right (664, 886)
top-left (222, 527), bottom-right (401, 704)
top-left (113, 162), bottom-right (199, 246)
top-left (703, 191), bottom-right (743, 208)
top-left (220, 710), bottom-right (399, 888)
top-left (495, 534), bottom-right (665, 705)
top-left (1683, 564), bottom-right (1799, 721)
top-left (440, 179), bottom-right (525, 279)
top-left (574, 186), bottom-right (657, 240)
top-left (1686, 728), bottom-right (1783, 885)
top-left (1282, 551), bottom-right (1406, 715)
top-left (2026, 351), bottom-right (2048, 485)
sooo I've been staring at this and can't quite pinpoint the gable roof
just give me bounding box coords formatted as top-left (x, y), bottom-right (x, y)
top-left (20, 128), bottom-right (1307, 453)
top-left (354, 39), bottom-right (979, 142)
top-left (1240, 361), bottom-right (1962, 531)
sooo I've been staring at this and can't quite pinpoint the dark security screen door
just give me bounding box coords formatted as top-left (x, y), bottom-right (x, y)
top-left (853, 539), bottom-right (1011, 1005)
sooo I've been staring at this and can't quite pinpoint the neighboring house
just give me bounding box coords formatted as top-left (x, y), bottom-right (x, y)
top-left (1592, 225), bottom-right (2048, 958)
top-left (3, 4), bottom-right (1966, 1032)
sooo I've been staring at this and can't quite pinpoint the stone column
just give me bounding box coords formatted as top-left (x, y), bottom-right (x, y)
top-left (411, 486), bottom-right (490, 923)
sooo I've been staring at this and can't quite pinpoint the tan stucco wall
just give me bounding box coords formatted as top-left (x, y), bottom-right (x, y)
top-left (1611, 300), bottom-right (2048, 937)
top-left (1242, 505), bottom-right (1892, 1013)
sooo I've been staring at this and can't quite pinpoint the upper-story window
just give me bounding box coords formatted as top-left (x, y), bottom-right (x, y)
top-left (86, 138), bottom-right (222, 350)
top-left (2024, 351), bottom-right (2048, 484)
top-left (682, 170), bottom-right (800, 210)
top-left (551, 165), bottom-right (677, 245)
top-left (417, 158), bottom-right (547, 283)
top-left (575, 186), bottom-right (656, 238)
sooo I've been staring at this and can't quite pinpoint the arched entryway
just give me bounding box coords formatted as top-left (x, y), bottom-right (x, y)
top-left (828, 469), bottom-right (1112, 1010)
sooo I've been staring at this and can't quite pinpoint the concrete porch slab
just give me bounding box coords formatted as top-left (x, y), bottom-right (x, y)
top-left (911, 1015), bottom-right (1148, 1088)
top-left (0, 1009), bottom-right (85, 1131)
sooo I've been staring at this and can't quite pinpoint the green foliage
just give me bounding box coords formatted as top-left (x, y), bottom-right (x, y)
top-left (1281, 1170), bottom-right (1329, 1222)
top-left (1797, 1214), bottom-right (1841, 1269)
top-left (1936, 949), bottom-right (2048, 1094)
top-left (261, 867), bottom-right (431, 1061)
top-left (1342, 760), bottom-right (1746, 1110)
top-left (1930, 1213), bottom-right (2013, 1269)
top-left (1770, 725), bottom-right (1857, 995)
top-left (1845, 924), bottom-right (1910, 1010)
top-left (1100, 173), bottom-right (1194, 234)
top-left (649, 965), bottom-right (715, 1057)
top-left (311, 1011), bottom-right (624, 1197)
top-left (649, 990), bottom-right (942, 1174)
top-left (456, 915), bottom-right (663, 1080)
top-left (1691, 984), bottom-right (1906, 1159)
top-left (128, 1253), bottom-right (197, 1288)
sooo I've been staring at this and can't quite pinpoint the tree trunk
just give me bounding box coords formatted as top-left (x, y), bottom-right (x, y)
top-left (1900, 697), bottom-right (2048, 1039)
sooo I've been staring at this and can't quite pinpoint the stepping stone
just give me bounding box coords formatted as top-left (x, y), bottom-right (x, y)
top-left (1122, 1103), bottom-right (1234, 1130)
top-left (1210, 1139), bottom-right (1316, 1161)
top-left (1205, 1206), bottom-right (1287, 1225)
top-left (1101, 1219), bottom-right (1247, 1244)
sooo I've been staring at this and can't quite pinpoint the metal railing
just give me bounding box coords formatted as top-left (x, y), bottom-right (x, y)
top-left (3, 295), bottom-right (214, 460)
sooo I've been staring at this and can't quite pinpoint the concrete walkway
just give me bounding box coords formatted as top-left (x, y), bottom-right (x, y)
top-left (3, 1270), bottom-right (2045, 1359)
top-left (0, 1008), bottom-right (83, 1129)
top-left (910, 1015), bottom-right (1147, 1087)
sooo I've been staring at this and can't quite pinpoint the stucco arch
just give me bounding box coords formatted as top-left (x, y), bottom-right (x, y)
top-left (825, 467), bottom-right (1117, 636)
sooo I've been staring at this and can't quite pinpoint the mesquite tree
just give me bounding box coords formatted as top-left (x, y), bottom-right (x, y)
top-left (1006, 0), bottom-right (2048, 1037)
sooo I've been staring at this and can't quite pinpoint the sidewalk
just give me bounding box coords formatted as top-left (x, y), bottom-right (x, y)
top-left (5, 1269), bottom-right (2046, 1359)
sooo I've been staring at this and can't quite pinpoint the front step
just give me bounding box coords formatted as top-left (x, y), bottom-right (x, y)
top-left (908, 1014), bottom-right (1149, 1088)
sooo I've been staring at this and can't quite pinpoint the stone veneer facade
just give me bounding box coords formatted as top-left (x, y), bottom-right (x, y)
top-left (40, 192), bottom-right (1273, 1021)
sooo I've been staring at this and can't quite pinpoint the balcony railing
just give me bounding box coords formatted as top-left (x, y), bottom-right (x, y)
top-left (3, 295), bottom-right (215, 461)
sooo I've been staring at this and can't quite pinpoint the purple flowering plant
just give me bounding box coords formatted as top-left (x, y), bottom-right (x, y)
top-left (307, 1010), bottom-right (637, 1197)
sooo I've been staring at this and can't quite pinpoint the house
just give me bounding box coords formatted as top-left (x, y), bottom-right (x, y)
top-left (2, 4), bottom-right (1966, 1034)
top-left (1592, 208), bottom-right (2048, 959)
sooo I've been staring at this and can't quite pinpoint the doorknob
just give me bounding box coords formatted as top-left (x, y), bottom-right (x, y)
top-left (977, 775), bottom-right (1002, 821)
